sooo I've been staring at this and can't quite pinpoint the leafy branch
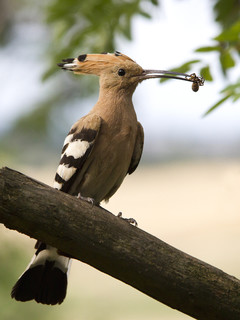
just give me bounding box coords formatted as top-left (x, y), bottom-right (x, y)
top-left (165, 2), bottom-right (240, 115)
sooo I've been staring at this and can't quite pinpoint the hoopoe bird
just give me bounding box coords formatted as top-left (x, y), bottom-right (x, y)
top-left (11, 52), bottom-right (204, 305)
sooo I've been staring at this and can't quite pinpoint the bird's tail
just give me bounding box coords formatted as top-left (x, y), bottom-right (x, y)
top-left (11, 242), bottom-right (71, 305)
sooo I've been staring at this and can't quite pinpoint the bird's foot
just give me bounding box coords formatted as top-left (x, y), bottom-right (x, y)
top-left (117, 212), bottom-right (138, 227)
top-left (77, 193), bottom-right (96, 207)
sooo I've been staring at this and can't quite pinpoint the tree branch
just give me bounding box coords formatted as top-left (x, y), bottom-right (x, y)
top-left (0, 167), bottom-right (240, 319)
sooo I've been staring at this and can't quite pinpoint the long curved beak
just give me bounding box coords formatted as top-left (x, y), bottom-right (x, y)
top-left (139, 69), bottom-right (205, 91)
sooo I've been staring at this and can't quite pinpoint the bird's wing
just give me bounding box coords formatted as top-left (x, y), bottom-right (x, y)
top-left (53, 113), bottom-right (102, 193)
top-left (128, 122), bottom-right (144, 175)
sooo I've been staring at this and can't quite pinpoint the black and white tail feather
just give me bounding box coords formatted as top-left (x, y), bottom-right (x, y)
top-left (11, 242), bottom-right (71, 305)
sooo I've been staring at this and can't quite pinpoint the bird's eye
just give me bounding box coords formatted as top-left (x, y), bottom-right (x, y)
top-left (118, 69), bottom-right (126, 76)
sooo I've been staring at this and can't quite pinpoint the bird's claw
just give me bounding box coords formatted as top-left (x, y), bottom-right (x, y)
top-left (117, 212), bottom-right (138, 227)
top-left (77, 193), bottom-right (96, 207)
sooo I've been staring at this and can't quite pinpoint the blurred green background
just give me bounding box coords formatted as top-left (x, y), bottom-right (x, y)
top-left (1, 0), bottom-right (240, 319)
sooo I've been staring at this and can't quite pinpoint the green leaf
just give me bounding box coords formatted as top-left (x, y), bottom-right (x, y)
top-left (214, 0), bottom-right (240, 29)
top-left (232, 93), bottom-right (240, 102)
top-left (219, 50), bottom-right (235, 74)
top-left (203, 95), bottom-right (231, 117)
top-left (220, 81), bottom-right (240, 102)
top-left (150, 0), bottom-right (159, 5)
top-left (214, 20), bottom-right (240, 42)
top-left (195, 46), bottom-right (221, 53)
top-left (139, 10), bottom-right (152, 19)
top-left (200, 65), bottom-right (213, 81)
top-left (220, 82), bottom-right (240, 94)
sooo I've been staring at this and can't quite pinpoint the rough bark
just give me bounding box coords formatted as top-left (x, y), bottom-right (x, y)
top-left (0, 166), bottom-right (240, 319)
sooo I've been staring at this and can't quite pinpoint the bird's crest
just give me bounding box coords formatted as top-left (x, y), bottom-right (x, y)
top-left (58, 51), bottom-right (136, 76)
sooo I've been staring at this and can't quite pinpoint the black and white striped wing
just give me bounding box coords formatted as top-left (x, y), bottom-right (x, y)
top-left (53, 114), bottom-right (102, 193)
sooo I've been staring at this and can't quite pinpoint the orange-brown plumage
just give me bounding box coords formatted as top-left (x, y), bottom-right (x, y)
top-left (12, 51), bottom-right (203, 305)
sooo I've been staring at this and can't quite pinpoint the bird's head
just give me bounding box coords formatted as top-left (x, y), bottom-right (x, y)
top-left (58, 51), bottom-right (204, 93)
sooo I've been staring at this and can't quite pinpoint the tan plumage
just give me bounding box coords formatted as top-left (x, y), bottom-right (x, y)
top-left (54, 52), bottom-right (145, 204)
top-left (11, 51), bottom-right (203, 305)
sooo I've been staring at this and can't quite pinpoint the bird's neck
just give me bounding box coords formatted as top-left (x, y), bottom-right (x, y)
top-left (91, 86), bottom-right (137, 121)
